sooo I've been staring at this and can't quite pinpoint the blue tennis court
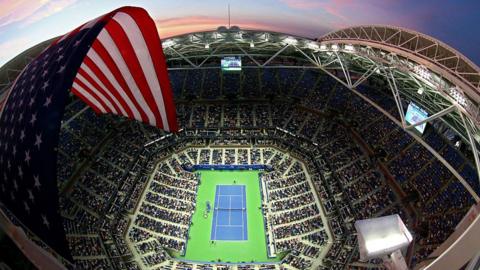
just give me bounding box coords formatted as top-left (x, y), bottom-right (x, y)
top-left (210, 185), bottom-right (248, 241)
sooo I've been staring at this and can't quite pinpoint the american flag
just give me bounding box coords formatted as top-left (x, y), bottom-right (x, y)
top-left (0, 6), bottom-right (177, 260)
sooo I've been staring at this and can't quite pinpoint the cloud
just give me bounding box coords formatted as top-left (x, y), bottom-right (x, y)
top-left (22, 0), bottom-right (78, 26)
top-left (155, 15), bottom-right (330, 38)
top-left (279, 0), bottom-right (352, 21)
top-left (0, 0), bottom-right (78, 29)
top-left (0, 36), bottom-right (33, 67)
top-left (277, 0), bottom-right (403, 28)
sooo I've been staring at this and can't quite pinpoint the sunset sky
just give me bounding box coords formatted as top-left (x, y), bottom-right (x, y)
top-left (0, 0), bottom-right (479, 66)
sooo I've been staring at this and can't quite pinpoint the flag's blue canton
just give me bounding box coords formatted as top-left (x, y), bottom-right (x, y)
top-left (0, 21), bottom-right (106, 261)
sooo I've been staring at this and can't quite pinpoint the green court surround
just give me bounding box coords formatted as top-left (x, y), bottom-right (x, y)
top-left (175, 170), bottom-right (281, 263)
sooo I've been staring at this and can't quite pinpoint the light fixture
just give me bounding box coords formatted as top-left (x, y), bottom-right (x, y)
top-left (331, 44), bottom-right (339, 51)
top-left (413, 65), bottom-right (432, 81)
top-left (307, 42), bottom-right (319, 51)
top-left (449, 87), bottom-right (467, 106)
top-left (250, 41), bottom-right (254, 48)
top-left (417, 87), bottom-right (424, 95)
top-left (344, 44), bottom-right (355, 51)
top-left (283, 37), bottom-right (298, 45)
top-left (205, 43), bottom-right (210, 49)
top-left (320, 44), bottom-right (327, 51)
top-left (162, 39), bottom-right (175, 48)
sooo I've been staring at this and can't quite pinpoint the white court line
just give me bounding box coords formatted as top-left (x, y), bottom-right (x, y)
top-left (228, 194), bottom-right (232, 225)
top-left (213, 185), bottom-right (219, 240)
top-left (241, 186), bottom-right (244, 240)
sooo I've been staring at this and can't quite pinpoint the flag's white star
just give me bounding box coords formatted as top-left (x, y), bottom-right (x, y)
top-left (25, 150), bottom-right (31, 165)
top-left (24, 201), bottom-right (30, 214)
top-left (42, 81), bottom-right (49, 91)
top-left (20, 130), bottom-right (26, 142)
top-left (34, 175), bottom-right (41, 190)
top-left (34, 134), bottom-right (42, 150)
top-left (29, 97), bottom-right (35, 107)
top-left (30, 113), bottom-right (37, 126)
top-left (57, 65), bottom-right (66, 73)
top-left (27, 189), bottom-right (34, 202)
top-left (41, 215), bottom-right (50, 229)
top-left (43, 96), bottom-right (52, 107)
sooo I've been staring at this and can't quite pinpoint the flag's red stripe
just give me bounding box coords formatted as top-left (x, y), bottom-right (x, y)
top-left (105, 19), bottom-right (163, 128)
top-left (71, 87), bottom-right (103, 114)
top-left (66, 6), bottom-right (178, 132)
top-left (83, 56), bottom-right (135, 119)
top-left (129, 8), bottom-right (178, 131)
top-left (73, 78), bottom-right (110, 114)
top-left (90, 39), bottom-right (149, 124)
top-left (77, 68), bottom-right (122, 115)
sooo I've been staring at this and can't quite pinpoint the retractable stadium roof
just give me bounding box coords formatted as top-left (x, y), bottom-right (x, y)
top-left (1, 25), bottom-right (480, 270)
top-left (159, 26), bottom-right (480, 197)
top-left (1, 25), bottom-right (480, 200)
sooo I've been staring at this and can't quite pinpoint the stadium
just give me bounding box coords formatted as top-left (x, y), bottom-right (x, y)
top-left (1, 6), bottom-right (480, 270)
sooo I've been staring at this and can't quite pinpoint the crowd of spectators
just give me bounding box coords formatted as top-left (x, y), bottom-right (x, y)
top-left (51, 67), bottom-right (479, 269)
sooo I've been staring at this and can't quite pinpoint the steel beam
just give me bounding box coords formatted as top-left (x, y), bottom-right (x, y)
top-left (461, 113), bottom-right (480, 189)
top-left (295, 46), bottom-right (480, 202)
top-left (261, 44), bottom-right (291, 67)
top-left (386, 69), bottom-right (408, 128)
top-left (406, 105), bottom-right (456, 129)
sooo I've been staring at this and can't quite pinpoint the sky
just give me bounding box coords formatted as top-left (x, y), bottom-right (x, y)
top-left (0, 0), bottom-right (479, 67)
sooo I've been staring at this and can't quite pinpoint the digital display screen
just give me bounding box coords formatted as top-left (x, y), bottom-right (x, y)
top-left (221, 56), bottom-right (241, 72)
top-left (405, 102), bottom-right (428, 134)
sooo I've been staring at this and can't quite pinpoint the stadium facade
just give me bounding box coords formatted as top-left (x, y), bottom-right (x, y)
top-left (1, 25), bottom-right (480, 270)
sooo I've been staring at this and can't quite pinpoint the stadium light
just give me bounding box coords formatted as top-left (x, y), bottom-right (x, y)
top-left (307, 42), bottom-right (319, 51)
top-left (250, 41), bottom-right (254, 48)
top-left (417, 87), bottom-right (424, 95)
top-left (331, 44), bottom-right (339, 51)
top-left (355, 214), bottom-right (412, 269)
top-left (283, 37), bottom-right (298, 45)
top-left (344, 44), bottom-right (355, 52)
top-left (449, 87), bottom-right (467, 106)
top-left (205, 43), bottom-right (210, 49)
top-left (413, 65), bottom-right (432, 81)
top-left (320, 44), bottom-right (327, 51)
top-left (162, 39), bottom-right (175, 48)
